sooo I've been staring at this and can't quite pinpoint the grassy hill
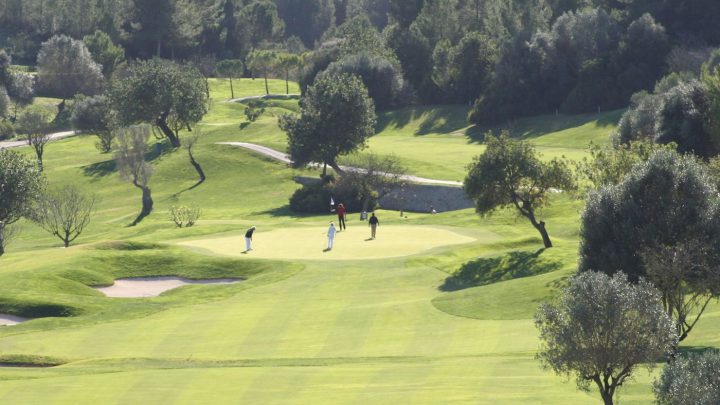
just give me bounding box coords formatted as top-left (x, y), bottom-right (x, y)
top-left (0, 80), bottom-right (715, 404)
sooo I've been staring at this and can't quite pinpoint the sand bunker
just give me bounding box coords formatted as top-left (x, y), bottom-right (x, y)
top-left (94, 277), bottom-right (242, 298)
top-left (179, 225), bottom-right (484, 261)
top-left (0, 314), bottom-right (29, 326)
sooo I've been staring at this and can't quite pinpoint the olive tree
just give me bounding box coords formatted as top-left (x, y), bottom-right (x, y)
top-left (110, 58), bottom-right (208, 148)
top-left (33, 186), bottom-right (95, 248)
top-left (115, 125), bottom-right (153, 226)
top-left (36, 35), bottom-right (104, 99)
top-left (464, 133), bottom-right (576, 248)
top-left (0, 149), bottom-right (44, 256)
top-left (343, 153), bottom-right (407, 211)
top-left (536, 272), bottom-right (677, 405)
top-left (654, 350), bottom-right (720, 405)
top-left (71, 95), bottom-right (117, 152)
top-left (579, 150), bottom-right (720, 341)
top-left (16, 105), bottom-right (55, 172)
top-left (281, 72), bottom-right (376, 175)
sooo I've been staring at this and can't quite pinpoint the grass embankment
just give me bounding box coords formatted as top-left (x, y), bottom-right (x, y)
top-left (1, 79), bottom-right (713, 403)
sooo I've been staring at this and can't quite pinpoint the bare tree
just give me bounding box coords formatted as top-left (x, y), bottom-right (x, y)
top-left (0, 223), bottom-right (20, 256)
top-left (17, 105), bottom-right (54, 172)
top-left (115, 125), bottom-right (153, 226)
top-left (343, 153), bottom-right (407, 211)
top-left (185, 130), bottom-right (205, 189)
top-left (33, 186), bottom-right (95, 247)
top-left (641, 240), bottom-right (720, 343)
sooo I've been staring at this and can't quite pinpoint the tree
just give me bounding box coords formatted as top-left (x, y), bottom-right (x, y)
top-left (640, 240), bottom-right (720, 343)
top-left (342, 153), bottom-right (407, 211)
top-left (275, 52), bottom-right (302, 95)
top-left (274, 0), bottom-right (336, 48)
top-left (71, 95), bottom-right (117, 153)
top-left (654, 350), bottom-right (720, 405)
top-left (110, 58), bottom-right (209, 148)
top-left (281, 72), bottom-right (376, 175)
top-left (33, 186), bottom-right (95, 248)
top-left (6, 71), bottom-right (34, 121)
top-left (216, 59), bottom-right (245, 99)
top-left (0, 149), bottom-right (43, 256)
top-left (464, 133), bottom-right (575, 248)
top-left (236, 0), bottom-right (285, 51)
top-left (36, 35), bottom-right (104, 99)
top-left (16, 105), bottom-right (55, 172)
top-left (246, 49), bottom-right (278, 95)
top-left (579, 150), bottom-right (720, 283)
top-left (536, 272), bottom-right (677, 405)
top-left (324, 52), bottom-right (403, 110)
top-left (83, 30), bottom-right (125, 77)
top-left (115, 125), bottom-right (153, 225)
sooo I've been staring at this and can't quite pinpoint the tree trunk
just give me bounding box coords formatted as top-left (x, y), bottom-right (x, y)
top-left (229, 76), bottom-right (235, 99)
top-left (264, 74), bottom-right (269, 95)
top-left (131, 185), bottom-right (153, 226)
top-left (285, 72), bottom-right (289, 95)
top-left (526, 209), bottom-right (552, 248)
top-left (189, 147), bottom-right (206, 187)
top-left (0, 223), bottom-right (6, 257)
top-left (322, 163), bottom-right (327, 177)
top-left (156, 115), bottom-right (181, 147)
top-left (328, 160), bottom-right (344, 176)
top-left (36, 150), bottom-right (43, 172)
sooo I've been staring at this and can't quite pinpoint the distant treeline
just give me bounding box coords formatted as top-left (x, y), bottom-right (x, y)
top-left (1, 0), bottom-right (719, 120)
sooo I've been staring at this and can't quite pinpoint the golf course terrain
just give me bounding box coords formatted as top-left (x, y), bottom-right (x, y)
top-left (2, 78), bottom-right (718, 404)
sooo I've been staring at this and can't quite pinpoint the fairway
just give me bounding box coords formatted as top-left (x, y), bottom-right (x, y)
top-left (178, 224), bottom-right (483, 260)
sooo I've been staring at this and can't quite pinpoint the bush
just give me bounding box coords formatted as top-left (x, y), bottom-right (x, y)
top-left (168, 205), bottom-right (201, 228)
top-left (289, 176), bottom-right (377, 213)
top-left (0, 121), bottom-right (14, 140)
top-left (244, 99), bottom-right (265, 122)
top-left (655, 350), bottom-right (720, 404)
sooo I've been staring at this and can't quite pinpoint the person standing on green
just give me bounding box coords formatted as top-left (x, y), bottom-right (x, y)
top-left (368, 213), bottom-right (379, 239)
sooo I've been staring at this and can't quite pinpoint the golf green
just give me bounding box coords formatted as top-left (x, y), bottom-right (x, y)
top-left (178, 224), bottom-right (482, 260)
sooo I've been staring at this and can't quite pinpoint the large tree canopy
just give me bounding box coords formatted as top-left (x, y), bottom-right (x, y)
top-left (110, 58), bottom-right (208, 147)
top-left (0, 148), bottom-right (44, 256)
top-left (36, 35), bottom-right (104, 99)
top-left (281, 72), bottom-right (376, 174)
top-left (579, 149), bottom-right (720, 281)
top-left (464, 133), bottom-right (575, 248)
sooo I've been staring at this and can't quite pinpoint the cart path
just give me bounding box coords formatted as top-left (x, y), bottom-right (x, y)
top-left (0, 131), bottom-right (76, 149)
top-left (217, 141), bottom-right (464, 186)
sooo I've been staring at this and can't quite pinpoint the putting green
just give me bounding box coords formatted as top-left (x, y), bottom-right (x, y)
top-left (178, 225), bottom-right (480, 260)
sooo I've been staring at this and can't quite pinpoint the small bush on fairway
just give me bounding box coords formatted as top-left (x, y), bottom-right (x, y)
top-left (244, 100), bottom-right (265, 122)
top-left (169, 205), bottom-right (201, 228)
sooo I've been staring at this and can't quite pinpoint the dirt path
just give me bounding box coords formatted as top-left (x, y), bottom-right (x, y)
top-left (0, 131), bottom-right (76, 150)
top-left (218, 141), bottom-right (463, 186)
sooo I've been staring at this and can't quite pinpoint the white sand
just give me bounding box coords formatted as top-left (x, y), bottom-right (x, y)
top-left (94, 277), bottom-right (242, 298)
top-left (0, 314), bottom-right (28, 326)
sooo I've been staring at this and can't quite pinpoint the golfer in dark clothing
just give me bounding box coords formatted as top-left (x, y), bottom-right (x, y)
top-left (337, 203), bottom-right (347, 231)
top-left (369, 213), bottom-right (379, 239)
top-left (244, 226), bottom-right (256, 252)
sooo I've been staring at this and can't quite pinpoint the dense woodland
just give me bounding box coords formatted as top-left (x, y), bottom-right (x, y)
top-left (0, 0), bottom-right (719, 125)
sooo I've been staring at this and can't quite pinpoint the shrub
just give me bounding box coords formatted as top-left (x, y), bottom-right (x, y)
top-left (244, 99), bottom-right (265, 122)
top-left (654, 350), bottom-right (720, 405)
top-left (0, 120), bottom-right (14, 140)
top-left (169, 205), bottom-right (201, 228)
top-left (289, 176), bottom-right (377, 214)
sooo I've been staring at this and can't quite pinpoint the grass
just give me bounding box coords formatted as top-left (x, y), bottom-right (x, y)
top-left (0, 79), bottom-right (710, 403)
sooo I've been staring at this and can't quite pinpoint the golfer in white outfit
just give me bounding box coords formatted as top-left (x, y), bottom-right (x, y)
top-left (244, 226), bottom-right (256, 252)
top-left (327, 222), bottom-right (337, 250)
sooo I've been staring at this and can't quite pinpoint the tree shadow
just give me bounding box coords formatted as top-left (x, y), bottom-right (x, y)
top-left (676, 346), bottom-right (718, 357)
top-left (439, 249), bottom-right (562, 292)
top-left (416, 106), bottom-right (471, 136)
top-left (82, 159), bottom-right (116, 177)
top-left (253, 205), bottom-right (313, 219)
top-left (464, 109), bottom-right (624, 144)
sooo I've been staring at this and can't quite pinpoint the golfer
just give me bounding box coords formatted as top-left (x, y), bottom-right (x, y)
top-left (244, 226), bottom-right (256, 252)
top-left (326, 222), bottom-right (337, 251)
top-left (369, 213), bottom-right (379, 239)
top-left (336, 203), bottom-right (347, 231)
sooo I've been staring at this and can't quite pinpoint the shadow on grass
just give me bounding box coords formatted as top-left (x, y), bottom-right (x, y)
top-left (253, 205), bottom-right (314, 219)
top-left (465, 109), bottom-right (623, 143)
top-left (82, 142), bottom-right (175, 178)
top-left (676, 346), bottom-right (719, 357)
top-left (439, 249), bottom-right (562, 292)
